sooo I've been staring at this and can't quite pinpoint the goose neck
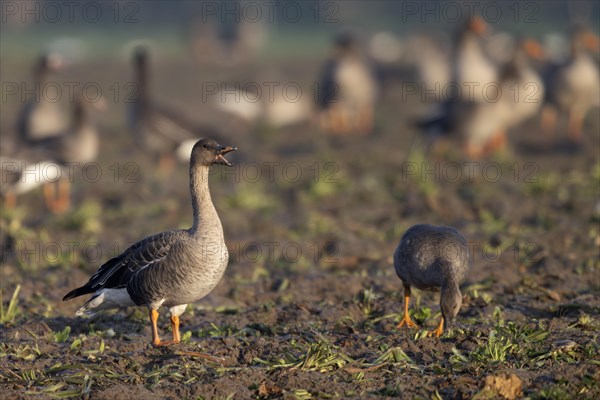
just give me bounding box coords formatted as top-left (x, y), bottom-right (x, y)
top-left (189, 164), bottom-right (220, 235)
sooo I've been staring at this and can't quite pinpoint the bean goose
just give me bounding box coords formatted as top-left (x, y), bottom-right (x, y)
top-left (0, 157), bottom-right (61, 208)
top-left (541, 28), bottom-right (599, 141)
top-left (317, 33), bottom-right (378, 134)
top-left (417, 38), bottom-right (545, 159)
top-left (17, 53), bottom-right (68, 143)
top-left (451, 17), bottom-right (497, 103)
top-left (394, 224), bottom-right (470, 337)
top-left (63, 138), bottom-right (237, 349)
top-left (128, 47), bottom-right (222, 172)
top-left (24, 92), bottom-right (104, 212)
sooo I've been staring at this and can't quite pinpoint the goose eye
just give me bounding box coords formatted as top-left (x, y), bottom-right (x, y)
top-left (202, 144), bottom-right (209, 149)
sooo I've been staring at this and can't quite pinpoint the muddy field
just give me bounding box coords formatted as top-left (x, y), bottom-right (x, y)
top-left (1, 14), bottom-right (600, 400)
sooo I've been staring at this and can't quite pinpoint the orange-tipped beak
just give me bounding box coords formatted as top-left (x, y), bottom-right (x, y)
top-left (581, 32), bottom-right (600, 52)
top-left (523, 39), bottom-right (544, 60)
top-left (215, 146), bottom-right (237, 166)
top-left (469, 17), bottom-right (487, 35)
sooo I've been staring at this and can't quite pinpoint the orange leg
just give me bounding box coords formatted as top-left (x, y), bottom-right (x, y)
top-left (567, 109), bottom-right (583, 142)
top-left (55, 179), bottom-right (71, 213)
top-left (484, 129), bottom-right (506, 155)
top-left (427, 317), bottom-right (445, 338)
top-left (150, 309), bottom-right (162, 346)
top-left (171, 315), bottom-right (181, 342)
top-left (43, 182), bottom-right (55, 210)
top-left (465, 143), bottom-right (484, 160)
top-left (396, 286), bottom-right (419, 329)
top-left (150, 309), bottom-right (179, 347)
top-left (329, 106), bottom-right (342, 134)
top-left (3, 192), bottom-right (16, 209)
top-left (44, 180), bottom-right (71, 213)
top-left (357, 107), bottom-right (374, 135)
top-left (541, 105), bottom-right (558, 137)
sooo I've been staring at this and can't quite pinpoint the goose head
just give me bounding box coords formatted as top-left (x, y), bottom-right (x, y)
top-left (440, 282), bottom-right (462, 329)
top-left (190, 138), bottom-right (237, 167)
top-left (468, 16), bottom-right (487, 36)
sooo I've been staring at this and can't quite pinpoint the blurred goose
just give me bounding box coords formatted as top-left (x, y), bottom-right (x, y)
top-left (211, 83), bottom-right (312, 130)
top-left (0, 157), bottom-right (61, 208)
top-left (129, 47), bottom-right (221, 171)
top-left (452, 17), bottom-right (497, 103)
top-left (418, 38), bottom-right (545, 159)
top-left (317, 33), bottom-right (378, 134)
top-left (24, 92), bottom-right (105, 212)
top-left (17, 53), bottom-right (68, 143)
top-left (502, 39), bottom-right (546, 126)
top-left (63, 138), bottom-right (236, 348)
top-left (541, 28), bottom-right (600, 141)
top-left (461, 38), bottom-right (546, 157)
top-left (394, 224), bottom-right (470, 337)
top-left (404, 32), bottom-right (452, 97)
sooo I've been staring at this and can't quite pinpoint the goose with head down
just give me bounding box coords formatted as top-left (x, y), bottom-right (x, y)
top-left (394, 224), bottom-right (470, 338)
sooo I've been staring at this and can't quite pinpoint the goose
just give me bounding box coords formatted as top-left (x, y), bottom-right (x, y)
top-left (0, 157), bottom-right (61, 208)
top-left (17, 53), bottom-right (68, 143)
top-left (394, 224), bottom-right (470, 337)
top-left (128, 47), bottom-right (222, 172)
top-left (461, 38), bottom-right (546, 158)
top-left (24, 92), bottom-right (105, 212)
top-left (317, 33), bottom-right (378, 135)
top-left (451, 17), bottom-right (497, 103)
top-left (417, 38), bottom-right (545, 159)
top-left (63, 138), bottom-right (237, 348)
top-left (541, 28), bottom-right (600, 141)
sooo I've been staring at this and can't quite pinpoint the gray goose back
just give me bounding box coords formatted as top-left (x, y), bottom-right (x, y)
top-left (394, 224), bottom-right (469, 291)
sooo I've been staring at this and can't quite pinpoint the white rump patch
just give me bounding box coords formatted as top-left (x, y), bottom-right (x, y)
top-left (76, 288), bottom-right (135, 316)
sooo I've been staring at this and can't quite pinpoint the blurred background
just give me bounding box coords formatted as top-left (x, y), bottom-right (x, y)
top-left (1, 1), bottom-right (600, 397)
top-left (1, 0), bottom-right (599, 328)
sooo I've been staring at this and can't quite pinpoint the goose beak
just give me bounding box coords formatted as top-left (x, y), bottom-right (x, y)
top-left (469, 17), bottom-right (487, 35)
top-left (523, 39), bottom-right (544, 60)
top-left (215, 146), bottom-right (237, 166)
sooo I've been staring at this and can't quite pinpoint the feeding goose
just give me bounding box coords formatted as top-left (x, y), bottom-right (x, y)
top-left (63, 138), bottom-right (237, 349)
top-left (394, 224), bottom-right (470, 338)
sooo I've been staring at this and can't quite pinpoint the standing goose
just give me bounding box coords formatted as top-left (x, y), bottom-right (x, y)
top-left (417, 38), bottom-right (545, 159)
top-left (317, 33), bottom-right (378, 135)
top-left (452, 17), bottom-right (497, 103)
top-left (394, 224), bottom-right (470, 337)
top-left (63, 138), bottom-right (236, 348)
top-left (541, 28), bottom-right (599, 141)
top-left (26, 92), bottom-right (105, 212)
top-left (128, 47), bottom-right (222, 172)
top-left (461, 38), bottom-right (546, 158)
top-left (17, 53), bottom-right (68, 144)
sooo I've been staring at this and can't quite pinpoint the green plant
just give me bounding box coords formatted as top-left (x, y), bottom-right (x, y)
top-left (54, 326), bottom-right (71, 343)
top-left (0, 284), bottom-right (21, 324)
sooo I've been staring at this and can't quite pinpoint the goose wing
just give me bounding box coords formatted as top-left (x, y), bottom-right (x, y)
top-left (63, 229), bottom-right (187, 300)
